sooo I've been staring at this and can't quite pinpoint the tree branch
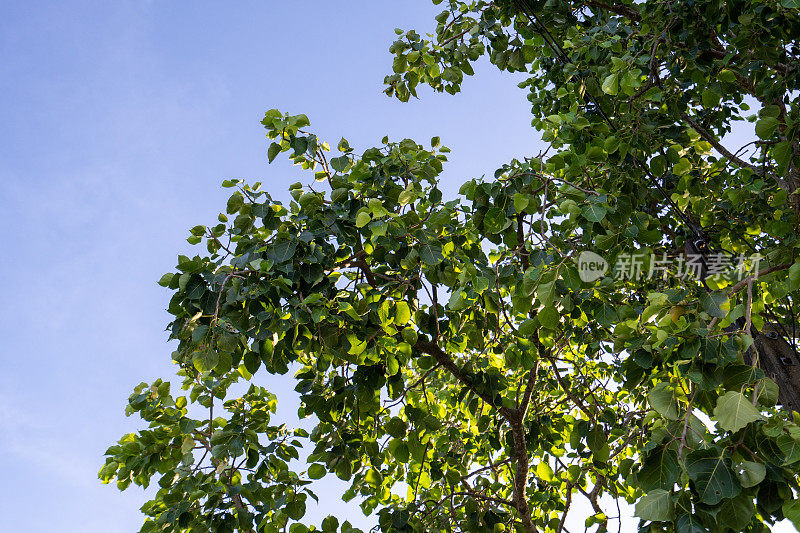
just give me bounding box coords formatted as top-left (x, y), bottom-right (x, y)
top-left (447, 490), bottom-right (515, 508)
top-left (415, 339), bottom-right (536, 530)
top-left (681, 113), bottom-right (764, 175)
top-left (556, 482), bottom-right (573, 533)
top-left (518, 362), bottom-right (539, 417)
top-left (415, 340), bottom-right (511, 417)
top-left (510, 421), bottom-right (537, 533)
top-left (517, 212), bottom-right (530, 271)
top-left (729, 263), bottom-right (792, 295)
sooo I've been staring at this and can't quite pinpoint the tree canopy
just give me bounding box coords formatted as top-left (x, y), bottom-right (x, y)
top-left (100, 1), bottom-right (800, 532)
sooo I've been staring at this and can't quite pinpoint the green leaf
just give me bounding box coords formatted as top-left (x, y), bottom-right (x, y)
top-left (285, 500), bottom-right (306, 520)
top-left (267, 240), bottom-right (297, 263)
top-left (773, 140), bottom-right (792, 172)
top-left (385, 417), bottom-right (408, 438)
top-left (594, 232), bottom-right (617, 250)
top-left (535, 461), bottom-right (554, 482)
top-left (398, 187), bottom-right (417, 205)
top-left (227, 192), bottom-right (244, 214)
top-left (587, 427), bottom-right (606, 453)
top-left (518, 318), bottom-right (537, 337)
top-left (718, 69), bottom-right (737, 83)
top-left (546, 114), bottom-right (563, 125)
top-left (401, 328), bottom-right (418, 345)
top-left (448, 288), bottom-right (466, 311)
top-left (192, 350), bottom-right (219, 373)
top-left (267, 142), bottom-right (281, 163)
top-left (647, 383), bottom-right (679, 420)
top-left (581, 204), bottom-right (607, 222)
top-left (537, 279), bottom-right (556, 307)
top-left (672, 157), bottom-right (691, 176)
top-left (722, 364), bottom-right (762, 390)
top-left (308, 464), bottom-right (326, 479)
top-left (364, 468), bottom-right (383, 488)
top-left (513, 193), bottom-right (529, 213)
top-left (181, 435), bottom-right (194, 454)
top-left (686, 448), bottom-right (740, 505)
top-left (701, 292), bottom-right (729, 319)
top-left (713, 391), bottom-right (764, 433)
top-left (214, 352), bottom-right (232, 374)
top-left (637, 447), bottom-right (680, 491)
top-left (419, 242), bottom-right (444, 265)
top-left (211, 444), bottom-right (227, 458)
top-left (720, 493), bottom-right (754, 531)
top-left (537, 305), bottom-right (559, 329)
top-left (339, 302), bottom-right (362, 322)
top-left (355, 212), bottom-right (371, 228)
top-left (392, 442), bottom-right (410, 463)
top-left (593, 444), bottom-right (611, 464)
top-left (755, 377), bottom-right (779, 406)
top-left (243, 351), bottom-right (261, 374)
top-left (586, 145), bottom-right (605, 162)
top-left (483, 207), bottom-right (507, 234)
top-left (291, 113), bottom-right (310, 128)
top-left (601, 73), bottom-right (619, 96)
top-left (634, 489), bottom-right (673, 522)
top-left (784, 499), bottom-right (800, 530)
top-left (734, 460), bottom-right (765, 488)
top-left (386, 354), bottom-right (399, 375)
top-left (788, 261), bottom-right (800, 291)
top-left (330, 156), bottom-right (350, 172)
top-left (331, 187), bottom-right (349, 203)
top-left (701, 88), bottom-right (721, 108)
top-left (755, 116), bottom-right (779, 139)
top-left (604, 136), bottom-right (620, 153)
top-left (395, 301), bottom-right (412, 325)
top-left (675, 514), bottom-right (706, 533)
top-left (777, 434), bottom-right (800, 464)
top-left (347, 336), bottom-right (367, 355)
top-left (561, 465), bottom-right (580, 484)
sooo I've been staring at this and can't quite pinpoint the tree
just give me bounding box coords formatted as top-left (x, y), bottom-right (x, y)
top-left (99, 1), bottom-right (800, 531)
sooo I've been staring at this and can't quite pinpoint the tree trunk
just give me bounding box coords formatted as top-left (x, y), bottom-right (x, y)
top-left (739, 323), bottom-right (800, 413)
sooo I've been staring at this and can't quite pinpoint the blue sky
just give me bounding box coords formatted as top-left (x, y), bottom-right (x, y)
top-left (0, 2), bottom-right (541, 531)
top-left (0, 2), bottom-right (792, 533)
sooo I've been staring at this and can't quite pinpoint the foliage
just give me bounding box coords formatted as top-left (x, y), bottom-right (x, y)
top-left (101, 1), bottom-right (800, 532)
